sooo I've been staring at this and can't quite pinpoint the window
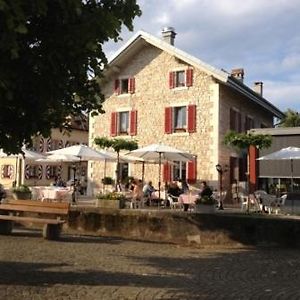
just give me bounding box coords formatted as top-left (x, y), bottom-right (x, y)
top-left (245, 116), bottom-right (254, 131)
top-left (174, 106), bottom-right (187, 131)
top-left (25, 165), bottom-right (43, 179)
top-left (1, 165), bottom-right (14, 179)
top-left (46, 165), bottom-right (61, 180)
top-left (111, 110), bottom-right (137, 136)
top-left (165, 105), bottom-right (196, 134)
top-left (119, 111), bottom-right (129, 134)
top-left (163, 158), bottom-right (197, 184)
top-left (169, 68), bottom-right (193, 89)
top-left (114, 77), bottom-right (135, 94)
top-left (120, 79), bottom-right (129, 94)
top-left (230, 108), bottom-right (241, 132)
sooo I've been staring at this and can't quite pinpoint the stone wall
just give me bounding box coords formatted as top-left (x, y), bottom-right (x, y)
top-left (67, 209), bottom-right (300, 248)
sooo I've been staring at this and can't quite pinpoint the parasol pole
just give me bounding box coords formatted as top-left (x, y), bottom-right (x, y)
top-left (142, 161), bottom-right (145, 185)
top-left (291, 158), bottom-right (294, 213)
top-left (158, 152), bottom-right (161, 202)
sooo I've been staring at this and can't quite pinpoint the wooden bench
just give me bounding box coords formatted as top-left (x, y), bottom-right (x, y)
top-left (0, 199), bottom-right (70, 240)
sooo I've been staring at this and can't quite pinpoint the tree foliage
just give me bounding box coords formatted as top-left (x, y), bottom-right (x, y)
top-left (277, 109), bottom-right (300, 127)
top-left (0, 0), bottom-right (141, 153)
top-left (224, 131), bottom-right (272, 150)
top-left (94, 136), bottom-right (138, 186)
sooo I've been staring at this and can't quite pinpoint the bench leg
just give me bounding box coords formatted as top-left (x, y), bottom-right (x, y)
top-left (43, 224), bottom-right (62, 240)
top-left (0, 220), bottom-right (13, 235)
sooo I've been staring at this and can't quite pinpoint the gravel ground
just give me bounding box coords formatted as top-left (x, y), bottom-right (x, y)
top-left (1, 229), bottom-right (300, 299)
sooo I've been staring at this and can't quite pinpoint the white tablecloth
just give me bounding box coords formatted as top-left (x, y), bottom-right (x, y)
top-left (178, 193), bottom-right (198, 204)
top-left (31, 186), bottom-right (72, 202)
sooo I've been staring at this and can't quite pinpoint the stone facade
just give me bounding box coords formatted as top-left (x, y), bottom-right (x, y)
top-left (89, 33), bottom-right (279, 196)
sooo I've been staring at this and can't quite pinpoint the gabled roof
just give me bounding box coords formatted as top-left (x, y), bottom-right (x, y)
top-left (107, 30), bottom-right (284, 119)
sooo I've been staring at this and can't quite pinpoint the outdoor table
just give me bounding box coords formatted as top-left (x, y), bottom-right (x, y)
top-left (31, 186), bottom-right (72, 202)
top-left (178, 193), bottom-right (198, 211)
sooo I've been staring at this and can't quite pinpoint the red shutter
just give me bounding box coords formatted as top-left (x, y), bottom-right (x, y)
top-left (187, 158), bottom-right (197, 184)
top-left (187, 104), bottom-right (196, 133)
top-left (129, 110), bottom-right (137, 136)
top-left (164, 107), bottom-right (172, 134)
top-left (163, 163), bottom-right (171, 183)
top-left (186, 68), bottom-right (193, 87)
top-left (110, 112), bottom-right (118, 136)
top-left (128, 77), bottom-right (135, 94)
top-left (169, 72), bottom-right (175, 89)
top-left (114, 79), bottom-right (120, 94)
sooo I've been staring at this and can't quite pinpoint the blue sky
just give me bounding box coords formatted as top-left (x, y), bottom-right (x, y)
top-left (103, 0), bottom-right (300, 112)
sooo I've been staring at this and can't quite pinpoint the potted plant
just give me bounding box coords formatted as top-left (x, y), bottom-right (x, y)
top-left (12, 184), bottom-right (32, 200)
top-left (101, 177), bottom-right (114, 185)
top-left (96, 192), bottom-right (126, 209)
top-left (194, 195), bottom-right (216, 213)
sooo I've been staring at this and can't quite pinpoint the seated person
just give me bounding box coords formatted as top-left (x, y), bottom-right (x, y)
top-left (143, 181), bottom-right (156, 197)
top-left (198, 181), bottom-right (213, 198)
top-left (132, 179), bottom-right (143, 204)
top-left (179, 179), bottom-right (189, 194)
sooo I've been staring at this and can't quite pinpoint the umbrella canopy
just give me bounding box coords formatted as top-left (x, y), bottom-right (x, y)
top-left (47, 144), bottom-right (113, 161)
top-left (36, 154), bottom-right (81, 163)
top-left (257, 146), bottom-right (300, 192)
top-left (127, 143), bottom-right (194, 200)
top-left (0, 148), bottom-right (46, 161)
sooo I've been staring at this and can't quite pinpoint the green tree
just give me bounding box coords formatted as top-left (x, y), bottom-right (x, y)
top-left (277, 109), bottom-right (300, 127)
top-left (94, 136), bottom-right (138, 187)
top-left (0, 0), bottom-right (141, 153)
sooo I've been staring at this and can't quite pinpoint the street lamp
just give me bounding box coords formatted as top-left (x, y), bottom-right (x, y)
top-left (71, 163), bottom-right (77, 204)
top-left (215, 163), bottom-right (228, 210)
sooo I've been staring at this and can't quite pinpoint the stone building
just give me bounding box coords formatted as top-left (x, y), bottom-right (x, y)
top-left (0, 114), bottom-right (88, 188)
top-left (89, 28), bottom-right (283, 195)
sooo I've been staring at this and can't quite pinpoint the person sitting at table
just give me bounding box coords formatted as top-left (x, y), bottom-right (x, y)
top-left (179, 179), bottom-right (189, 193)
top-left (167, 181), bottom-right (183, 207)
top-left (198, 181), bottom-right (213, 198)
top-left (143, 181), bottom-right (156, 206)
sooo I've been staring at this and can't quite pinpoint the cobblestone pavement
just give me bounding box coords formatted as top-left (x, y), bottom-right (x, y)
top-left (1, 229), bottom-right (300, 300)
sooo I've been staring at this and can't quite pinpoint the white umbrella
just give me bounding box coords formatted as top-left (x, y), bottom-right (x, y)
top-left (36, 154), bottom-right (81, 163)
top-left (257, 146), bottom-right (300, 192)
top-left (0, 148), bottom-right (46, 161)
top-left (47, 144), bottom-right (113, 161)
top-left (127, 143), bottom-right (194, 199)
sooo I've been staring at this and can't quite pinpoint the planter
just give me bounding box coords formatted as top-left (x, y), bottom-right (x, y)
top-left (96, 199), bottom-right (125, 209)
top-left (13, 191), bottom-right (32, 200)
top-left (194, 204), bottom-right (215, 214)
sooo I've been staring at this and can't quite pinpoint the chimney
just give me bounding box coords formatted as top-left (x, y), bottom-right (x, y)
top-left (253, 81), bottom-right (263, 96)
top-left (161, 27), bottom-right (176, 45)
top-left (231, 68), bottom-right (244, 82)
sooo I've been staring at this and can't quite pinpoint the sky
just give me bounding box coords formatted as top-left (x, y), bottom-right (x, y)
top-left (103, 0), bottom-right (300, 112)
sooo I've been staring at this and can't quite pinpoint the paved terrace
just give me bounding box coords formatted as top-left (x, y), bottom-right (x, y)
top-left (1, 229), bottom-right (300, 300)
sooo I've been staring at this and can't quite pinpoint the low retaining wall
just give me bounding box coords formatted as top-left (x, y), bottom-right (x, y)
top-left (66, 209), bottom-right (300, 248)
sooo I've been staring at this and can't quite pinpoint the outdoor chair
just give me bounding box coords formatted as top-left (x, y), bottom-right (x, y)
top-left (167, 194), bottom-right (182, 210)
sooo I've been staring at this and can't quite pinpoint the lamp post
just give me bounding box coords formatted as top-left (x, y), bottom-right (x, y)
top-left (215, 163), bottom-right (228, 210)
top-left (72, 163), bottom-right (77, 204)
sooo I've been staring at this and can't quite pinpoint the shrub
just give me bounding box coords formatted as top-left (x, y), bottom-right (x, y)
top-left (101, 177), bottom-right (114, 185)
top-left (13, 184), bottom-right (31, 193)
top-left (97, 192), bottom-right (126, 201)
top-left (195, 195), bottom-right (216, 205)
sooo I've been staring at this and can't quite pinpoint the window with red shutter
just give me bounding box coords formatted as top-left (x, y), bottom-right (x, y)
top-left (165, 107), bottom-right (173, 134)
top-left (163, 163), bottom-right (171, 183)
top-left (129, 110), bottom-right (137, 136)
top-left (186, 68), bottom-right (193, 87)
top-left (187, 104), bottom-right (196, 133)
top-left (169, 72), bottom-right (175, 89)
top-left (114, 79), bottom-right (120, 95)
top-left (110, 112), bottom-right (117, 136)
top-left (128, 77), bottom-right (135, 94)
top-left (187, 158), bottom-right (197, 184)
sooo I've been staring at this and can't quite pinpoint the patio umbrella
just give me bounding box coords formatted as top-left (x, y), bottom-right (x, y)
top-left (127, 143), bottom-right (194, 199)
top-left (257, 146), bottom-right (300, 192)
top-left (47, 144), bottom-right (113, 161)
top-left (37, 154), bottom-right (81, 163)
